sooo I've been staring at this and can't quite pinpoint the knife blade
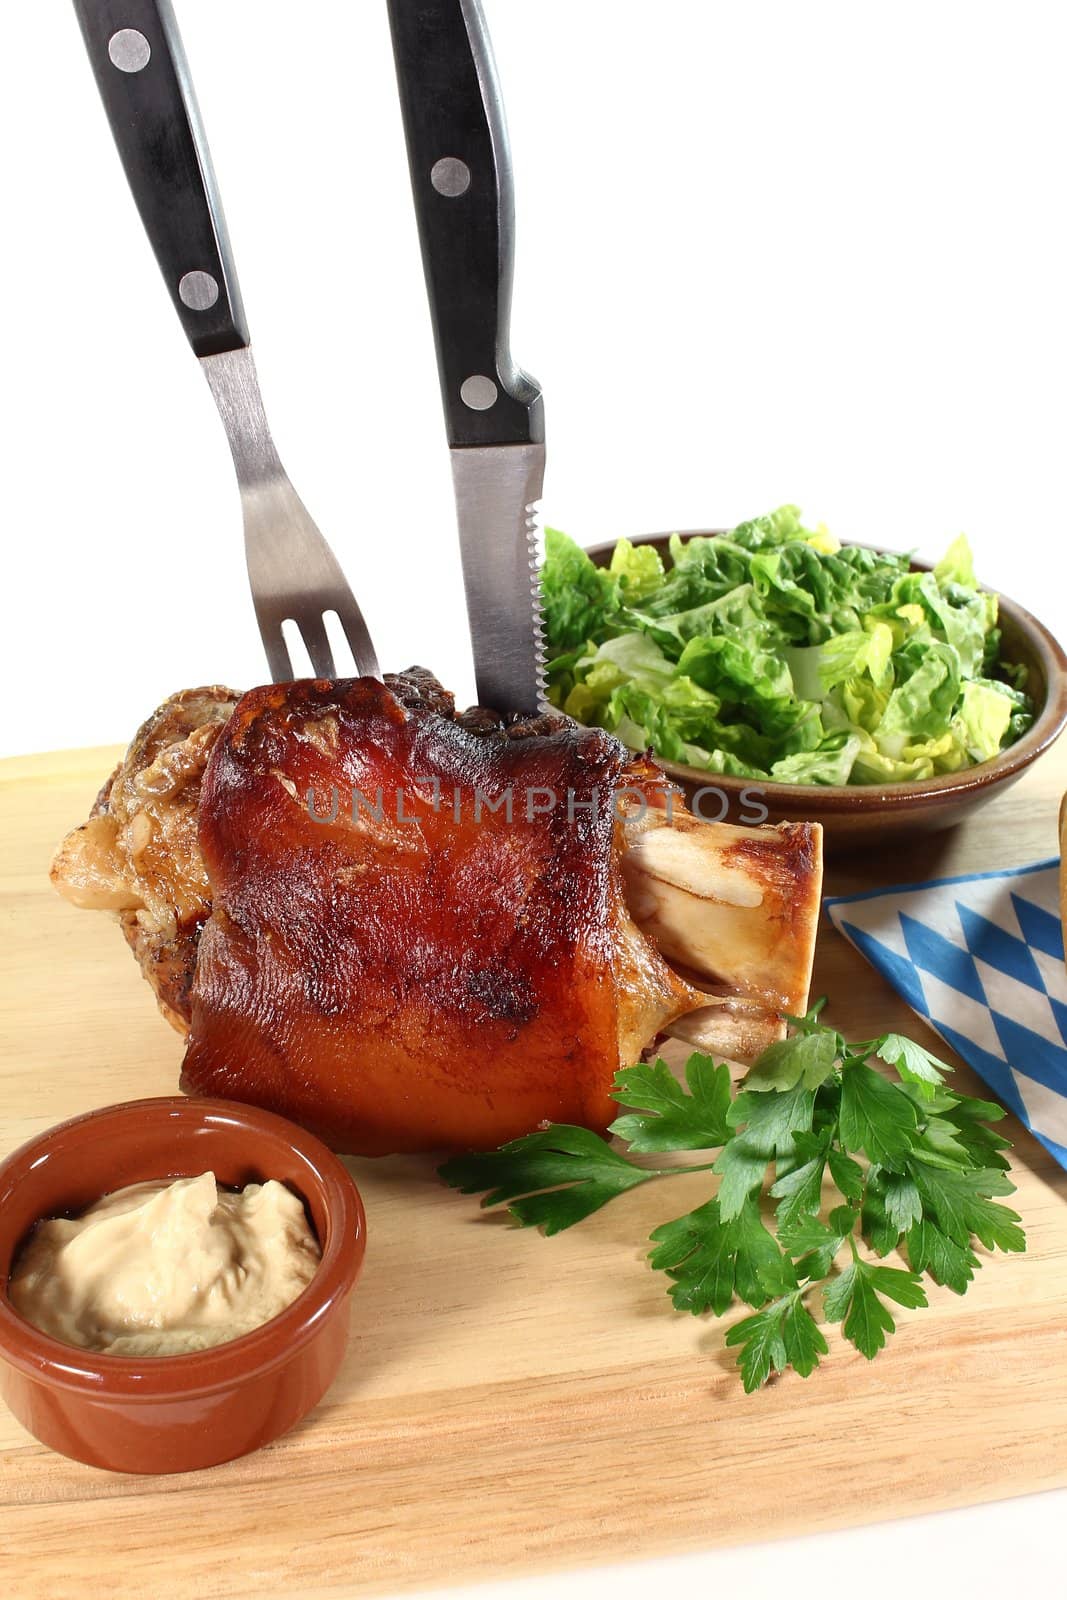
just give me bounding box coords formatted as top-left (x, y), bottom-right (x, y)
top-left (386, 0), bottom-right (547, 715)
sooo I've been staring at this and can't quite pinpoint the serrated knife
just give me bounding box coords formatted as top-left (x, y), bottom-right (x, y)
top-left (386, 0), bottom-right (546, 715)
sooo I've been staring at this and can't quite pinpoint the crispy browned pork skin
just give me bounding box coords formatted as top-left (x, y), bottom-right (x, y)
top-left (50, 686), bottom-right (241, 1030)
top-left (51, 671), bottom-right (823, 1154)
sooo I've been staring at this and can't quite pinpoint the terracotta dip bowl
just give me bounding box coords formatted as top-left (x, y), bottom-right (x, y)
top-left (587, 534), bottom-right (1067, 851)
top-left (0, 1098), bottom-right (366, 1474)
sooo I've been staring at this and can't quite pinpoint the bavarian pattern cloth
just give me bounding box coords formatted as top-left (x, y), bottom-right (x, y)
top-left (824, 859), bottom-right (1067, 1168)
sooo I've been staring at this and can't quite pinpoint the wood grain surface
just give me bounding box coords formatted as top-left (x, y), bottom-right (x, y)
top-left (2, 742), bottom-right (1067, 1599)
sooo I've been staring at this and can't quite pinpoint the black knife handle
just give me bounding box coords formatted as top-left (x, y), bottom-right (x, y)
top-left (71, 0), bottom-right (248, 357)
top-left (386, 0), bottom-right (543, 448)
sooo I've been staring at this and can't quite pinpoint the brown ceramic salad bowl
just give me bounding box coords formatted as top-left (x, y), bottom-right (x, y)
top-left (0, 1097), bottom-right (366, 1474)
top-left (586, 534), bottom-right (1067, 852)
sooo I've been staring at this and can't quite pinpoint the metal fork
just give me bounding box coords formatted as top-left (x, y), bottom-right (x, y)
top-left (201, 347), bottom-right (379, 681)
top-left (72, 0), bottom-right (378, 682)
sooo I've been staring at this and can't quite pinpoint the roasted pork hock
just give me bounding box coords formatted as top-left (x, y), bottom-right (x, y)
top-left (51, 670), bottom-right (822, 1154)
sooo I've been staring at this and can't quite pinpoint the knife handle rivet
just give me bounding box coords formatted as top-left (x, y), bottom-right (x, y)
top-left (460, 375), bottom-right (498, 411)
top-left (107, 28), bottom-right (151, 73)
top-left (430, 157), bottom-right (471, 197)
top-left (178, 270), bottom-right (220, 311)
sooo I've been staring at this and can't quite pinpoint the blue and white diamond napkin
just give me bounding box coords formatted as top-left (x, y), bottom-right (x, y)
top-left (824, 859), bottom-right (1067, 1169)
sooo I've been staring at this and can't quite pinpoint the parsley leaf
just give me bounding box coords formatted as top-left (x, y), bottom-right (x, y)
top-left (725, 1293), bottom-right (829, 1392)
top-left (437, 1126), bottom-right (659, 1234)
top-left (839, 1062), bottom-right (918, 1166)
top-left (715, 1082), bottom-right (815, 1219)
top-left (610, 1054), bottom-right (732, 1152)
top-left (649, 1195), bottom-right (796, 1314)
top-left (778, 1210), bottom-right (850, 1280)
top-left (943, 1097), bottom-right (1013, 1172)
top-left (768, 1130), bottom-right (830, 1228)
top-left (724, 1301), bottom-right (789, 1392)
top-left (781, 1295), bottom-right (830, 1379)
top-left (743, 1029), bottom-right (840, 1093)
top-left (875, 1034), bottom-right (952, 1097)
top-left (727, 1082), bottom-right (816, 1153)
top-left (827, 1146), bottom-right (865, 1206)
top-left (862, 1170), bottom-right (923, 1256)
top-left (712, 1138), bottom-right (772, 1222)
top-left (823, 1258), bottom-right (928, 1359)
top-left (647, 1198), bottom-right (737, 1315)
top-left (908, 1161), bottom-right (1025, 1253)
top-left (907, 1217), bottom-right (982, 1294)
top-left (731, 1199), bottom-right (799, 1308)
top-left (910, 1116), bottom-right (977, 1170)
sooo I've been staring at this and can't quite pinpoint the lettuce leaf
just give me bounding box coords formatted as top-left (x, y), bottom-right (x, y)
top-left (770, 733), bottom-right (864, 786)
top-left (956, 680), bottom-right (1015, 763)
top-left (935, 533), bottom-right (977, 588)
top-left (609, 538), bottom-right (665, 602)
top-left (540, 528), bottom-right (620, 652)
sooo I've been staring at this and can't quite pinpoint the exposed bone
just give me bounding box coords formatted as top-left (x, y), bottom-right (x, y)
top-left (620, 808), bottom-right (821, 1017)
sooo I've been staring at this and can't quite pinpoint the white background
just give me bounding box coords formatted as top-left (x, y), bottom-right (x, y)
top-left (2, 0), bottom-right (1066, 756)
top-left (3, 0), bottom-right (1066, 1593)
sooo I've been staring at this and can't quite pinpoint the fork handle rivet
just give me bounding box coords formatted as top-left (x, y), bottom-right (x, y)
top-left (178, 270), bottom-right (220, 311)
top-left (460, 375), bottom-right (498, 411)
top-left (108, 28), bottom-right (151, 72)
top-left (430, 157), bottom-right (471, 197)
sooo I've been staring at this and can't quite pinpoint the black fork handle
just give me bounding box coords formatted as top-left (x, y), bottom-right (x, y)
top-left (386, 0), bottom-right (543, 448)
top-left (72, 0), bottom-right (248, 357)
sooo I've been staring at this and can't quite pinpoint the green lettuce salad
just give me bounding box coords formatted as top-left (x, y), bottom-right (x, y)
top-left (541, 506), bottom-right (1033, 785)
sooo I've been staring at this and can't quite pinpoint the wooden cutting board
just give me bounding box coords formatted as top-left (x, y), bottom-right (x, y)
top-left (3, 742), bottom-right (1067, 1599)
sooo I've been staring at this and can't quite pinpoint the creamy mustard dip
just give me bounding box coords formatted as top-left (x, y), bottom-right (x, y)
top-left (9, 1173), bottom-right (320, 1357)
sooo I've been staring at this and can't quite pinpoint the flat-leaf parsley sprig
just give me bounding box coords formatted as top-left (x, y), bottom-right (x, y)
top-left (438, 1008), bottom-right (1025, 1392)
